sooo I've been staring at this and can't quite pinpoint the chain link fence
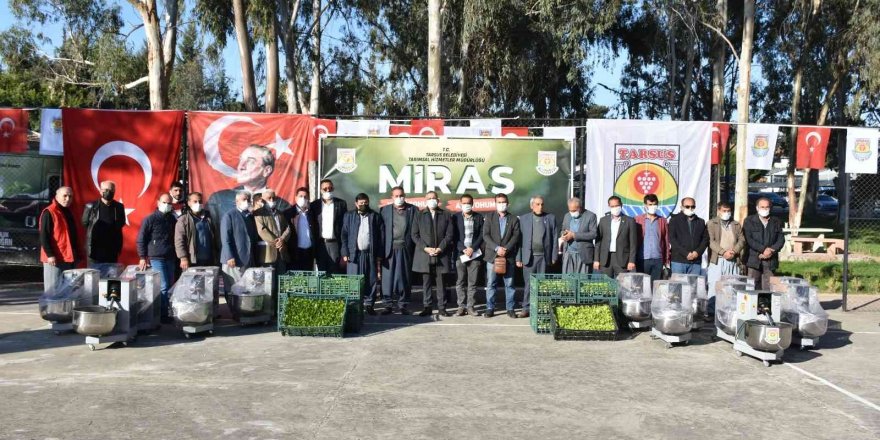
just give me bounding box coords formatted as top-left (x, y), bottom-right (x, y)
top-left (843, 172), bottom-right (880, 311)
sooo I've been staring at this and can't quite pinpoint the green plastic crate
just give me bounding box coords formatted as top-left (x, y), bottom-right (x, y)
top-left (570, 273), bottom-right (619, 310)
top-left (529, 273), bottom-right (580, 334)
top-left (319, 274), bottom-right (364, 300)
top-left (279, 271), bottom-right (322, 294)
top-left (278, 292), bottom-right (347, 337)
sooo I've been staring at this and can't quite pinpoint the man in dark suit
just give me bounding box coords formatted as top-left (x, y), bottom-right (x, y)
top-left (310, 179), bottom-right (347, 274)
top-left (483, 193), bottom-right (521, 318)
top-left (560, 197), bottom-right (597, 274)
top-left (220, 190), bottom-right (259, 313)
top-left (668, 197), bottom-right (709, 275)
top-left (452, 194), bottom-right (484, 316)
top-left (379, 186), bottom-right (418, 315)
top-left (341, 193), bottom-right (384, 313)
top-left (743, 197), bottom-right (784, 290)
top-left (412, 191), bottom-right (454, 317)
top-left (593, 195), bottom-right (638, 278)
top-left (516, 195), bottom-right (558, 318)
top-left (282, 187), bottom-right (318, 271)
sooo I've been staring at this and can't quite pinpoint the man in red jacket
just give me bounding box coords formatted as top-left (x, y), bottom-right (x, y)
top-left (39, 187), bottom-right (83, 292)
top-left (634, 194), bottom-right (669, 282)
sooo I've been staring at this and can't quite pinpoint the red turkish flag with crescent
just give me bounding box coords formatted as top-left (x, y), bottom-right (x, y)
top-left (502, 127), bottom-right (529, 137)
top-left (0, 108), bottom-right (29, 153)
top-left (795, 126), bottom-right (831, 169)
top-left (187, 112), bottom-right (319, 223)
top-left (389, 119), bottom-right (445, 136)
top-left (62, 109), bottom-right (185, 264)
top-left (710, 122), bottom-right (730, 165)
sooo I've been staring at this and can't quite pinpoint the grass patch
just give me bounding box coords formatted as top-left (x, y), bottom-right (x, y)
top-left (777, 261), bottom-right (880, 294)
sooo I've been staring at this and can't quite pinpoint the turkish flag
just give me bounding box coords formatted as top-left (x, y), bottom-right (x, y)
top-left (796, 126), bottom-right (831, 169)
top-left (390, 122), bottom-right (413, 136)
top-left (62, 109), bottom-right (185, 264)
top-left (411, 119), bottom-right (444, 136)
top-left (188, 112), bottom-right (318, 223)
top-left (0, 108), bottom-right (29, 153)
top-left (502, 127), bottom-right (529, 137)
top-left (710, 122), bottom-right (730, 165)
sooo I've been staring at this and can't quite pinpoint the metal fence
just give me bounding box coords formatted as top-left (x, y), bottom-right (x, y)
top-left (842, 172), bottom-right (880, 311)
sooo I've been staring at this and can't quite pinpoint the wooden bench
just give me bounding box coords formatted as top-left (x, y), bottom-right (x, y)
top-left (790, 235), bottom-right (844, 255)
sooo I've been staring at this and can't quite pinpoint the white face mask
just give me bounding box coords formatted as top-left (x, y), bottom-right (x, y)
top-left (682, 208), bottom-right (695, 217)
top-left (758, 208), bottom-right (770, 218)
top-left (461, 204), bottom-right (473, 213)
top-left (296, 197), bottom-right (307, 209)
top-left (609, 206), bottom-right (622, 217)
top-left (570, 210), bottom-right (581, 219)
top-left (321, 191), bottom-right (333, 200)
top-left (158, 202), bottom-right (172, 214)
top-left (426, 199), bottom-right (439, 209)
top-left (645, 205), bottom-right (657, 215)
top-left (189, 203), bottom-right (202, 214)
top-left (265, 200), bottom-right (276, 209)
top-left (237, 200), bottom-right (252, 212)
top-left (393, 196), bottom-right (405, 206)
top-left (496, 203), bottom-right (508, 213)
top-left (720, 212), bottom-right (731, 221)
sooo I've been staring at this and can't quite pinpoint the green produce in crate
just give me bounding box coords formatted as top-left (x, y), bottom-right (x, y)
top-left (280, 274), bottom-right (312, 293)
top-left (283, 297), bottom-right (346, 327)
top-left (554, 304), bottom-right (616, 331)
top-left (536, 279), bottom-right (570, 295)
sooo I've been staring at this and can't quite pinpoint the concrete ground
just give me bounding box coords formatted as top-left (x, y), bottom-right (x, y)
top-left (1, 280), bottom-right (879, 440)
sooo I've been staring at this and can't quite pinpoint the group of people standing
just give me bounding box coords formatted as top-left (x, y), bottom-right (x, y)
top-left (39, 177), bottom-right (786, 322)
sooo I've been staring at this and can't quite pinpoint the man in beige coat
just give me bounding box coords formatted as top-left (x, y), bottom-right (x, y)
top-left (253, 189), bottom-right (291, 273)
top-left (175, 192), bottom-right (218, 269)
top-left (706, 201), bottom-right (746, 312)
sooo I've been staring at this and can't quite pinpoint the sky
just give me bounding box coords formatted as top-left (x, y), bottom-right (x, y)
top-left (0, 0), bottom-right (626, 114)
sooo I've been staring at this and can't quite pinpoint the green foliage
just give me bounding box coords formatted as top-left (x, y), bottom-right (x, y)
top-left (283, 296), bottom-right (346, 327)
top-left (554, 304), bottom-right (616, 331)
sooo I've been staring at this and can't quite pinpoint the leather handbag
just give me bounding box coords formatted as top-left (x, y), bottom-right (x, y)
top-left (494, 256), bottom-right (507, 274)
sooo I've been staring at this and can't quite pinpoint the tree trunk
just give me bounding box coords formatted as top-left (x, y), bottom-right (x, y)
top-left (132, 0), bottom-right (167, 110)
top-left (266, 17), bottom-right (279, 113)
top-left (666, 8), bottom-right (677, 119)
top-left (427, 0), bottom-right (442, 116)
top-left (233, 0), bottom-right (258, 112)
top-left (711, 0), bottom-right (727, 207)
top-left (734, 0), bottom-right (756, 222)
top-left (161, 0), bottom-right (179, 106)
top-left (308, 0), bottom-right (321, 114)
top-left (279, 0), bottom-right (303, 113)
top-left (679, 35), bottom-right (696, 120)
top-left (786, 67), bottom-right (803, 228)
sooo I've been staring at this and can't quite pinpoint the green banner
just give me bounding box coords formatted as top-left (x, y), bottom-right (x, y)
top-left (320, 136), bottom-right (572, 215)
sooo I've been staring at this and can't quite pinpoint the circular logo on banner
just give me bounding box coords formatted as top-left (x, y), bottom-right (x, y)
top-left (854, 139), bottom-right (872, 161)
top-left (614, 163), bottom-right (678, 217)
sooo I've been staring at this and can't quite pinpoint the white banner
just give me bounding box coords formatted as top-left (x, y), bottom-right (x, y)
top-left (39, 108), bottom-right (64, 155)
top-left (335, 119), bottom-right (390, 136)
top-left (585, 120), bottom-right (712, 221)
top-left (845, 128), bottom-right (880, 174)
top-left (745, 123), bottom-right (780, 170)
top-left (469, 119), bottom-right (502, 137)
top-left (543, 126), bottom-right (577, 141)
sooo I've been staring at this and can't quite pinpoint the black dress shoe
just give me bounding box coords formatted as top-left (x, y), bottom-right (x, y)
top-left (418, 308), bottom-right (432, 317)
top-left (399, 308), bottom-right (411, 315)
top-left (484, 310), bottom-right (494, 318)
top-left (507, 310), bottom-right (516, 318)
top-left (366, 306), bottom-right (377, 316)
top-left (437, 309), bottom-right (450, 317)
top-left (380, 307), bottom-right (393, 315)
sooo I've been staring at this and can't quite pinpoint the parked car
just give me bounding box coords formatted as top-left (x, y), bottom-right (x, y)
top-left (724, 192), bottom-right (789, 216)
top-left (816, 194), bottom-right (839, 217)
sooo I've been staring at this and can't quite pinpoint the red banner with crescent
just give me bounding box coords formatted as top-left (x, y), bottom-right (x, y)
top-left (795, 126), bottom-right (831, 169)
top-left (710, 122), bottom-right (730, 165)
top-left (187, 112), bottom-right (318, 223)
top-left (62, 109), bottom-right (185, 264)
top-left (0, 108), bottom-right (29, 153)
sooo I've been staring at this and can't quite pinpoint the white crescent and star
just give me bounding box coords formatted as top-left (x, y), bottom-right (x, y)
top-left (312, 124), bottom-right (331, 138)
top-left (418, 127), bottom-right (437, 136)
top-left (90, 140), bottom-right (153, 226)
top-left (0, 117), bottom-right (15, 138)
top-left (204, 115), bottom-right (293, 178)
top-left (806, 131), bottom-right (821, 152)
top-left (711, 126), bottom-right (722, 149)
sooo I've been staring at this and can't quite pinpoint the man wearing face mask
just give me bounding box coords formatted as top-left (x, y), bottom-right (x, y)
top-left (560, 197), bottom-right (597, 275)
top-left (452, 193), bottom-right (484, 316)
top-left (341, 193), bottom-right (384, 313)
top-left (379, 186), bottom-right (418, 315)
top-left (280, 188), bottom-right (316, 271)
top-left (594, 196), bottom-right (638, 278)
top-left (668, 197), bottom-right (709, 275)
top-left (311, 179), bottom-right (348, 274)
top-left (634, 194), bottom-right (669, 282)
top-left (412, 191), bottom-right (454, 317)
top-left (220, 191), bottom-right (259, 314)
top-left (40, 187), bottom-right (84, 292)
top-left (175, 192), bottom-right (218, 270)
top-left (137, 194), bottom-right (178, 322)
top-left (743, 197), bottom-right (784, 290)
top-left (516, 195), bottom-right (558, 318)
top-left (81, 180), bottom-right (126, 270)
top-left (707, 201), bottom-right (745, 302)
top-left (483, 193), bottom-right (521, 318)
top-left (254, 189), bottom-right (293, 273)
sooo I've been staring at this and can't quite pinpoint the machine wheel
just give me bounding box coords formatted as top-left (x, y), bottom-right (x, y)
top-left (734, 350), bottom-right (743, 357)
top-left (683, 340), bottom-right (690, 346)
top-left (208, 330), bottom-right (214, 335)
top-left (710, 335), bottom-right (718, 342)
top-left (666, 343), bottom-right (673, 349)
top-left (88, 344), bottom-right (96, 351)
top-left (185, 333), bottom-right (191, 339)
top-left (763, 360), bottom-right (771, 368)
top-left (650, 335), bottom-right (657, 340)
